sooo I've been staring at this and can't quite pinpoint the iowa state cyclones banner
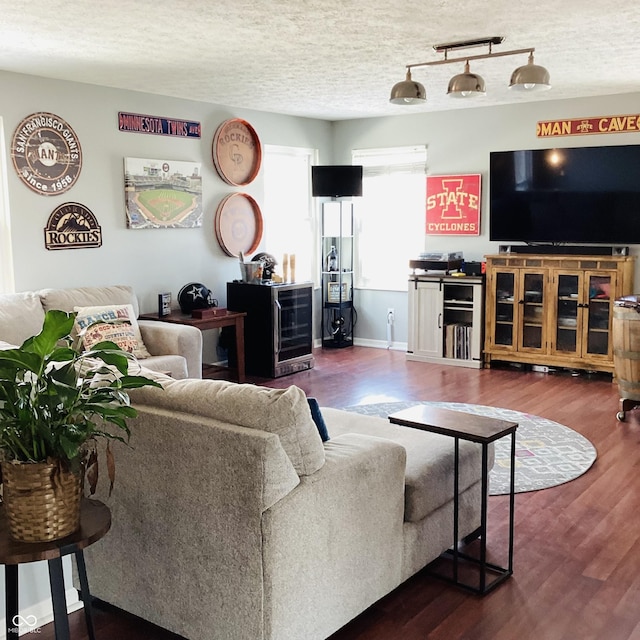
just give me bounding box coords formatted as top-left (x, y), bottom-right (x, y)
top-left (426, 174), bottom-right (481, 235)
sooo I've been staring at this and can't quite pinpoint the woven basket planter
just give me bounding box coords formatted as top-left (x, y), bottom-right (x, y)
top-left (1, 459), bottom-right (82, 543)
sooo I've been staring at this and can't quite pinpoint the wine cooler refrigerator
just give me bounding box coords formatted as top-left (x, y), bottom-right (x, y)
top-left (227, 281), bottom-right (314, 378)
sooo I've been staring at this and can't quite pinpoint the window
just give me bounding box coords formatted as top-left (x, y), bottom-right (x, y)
top-left (0, 118), bottom-right (14, 293)
top-left (352, 146), bottom-right (427, 291)
top-left (262, 145), bottom-right (317, 285)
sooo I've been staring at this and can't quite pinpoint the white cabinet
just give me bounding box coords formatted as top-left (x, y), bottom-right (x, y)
top-left (407, 275), bottom-right (484, 369)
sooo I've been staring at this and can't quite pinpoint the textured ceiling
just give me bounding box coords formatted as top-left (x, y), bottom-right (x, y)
top-left (0, 0), bottom-right (639, 121)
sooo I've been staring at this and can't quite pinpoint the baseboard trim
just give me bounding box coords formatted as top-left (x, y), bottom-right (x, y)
top-left (353, 338), bottom-right (407, 351)
top-left (315, 338), bottom-right (407, 351)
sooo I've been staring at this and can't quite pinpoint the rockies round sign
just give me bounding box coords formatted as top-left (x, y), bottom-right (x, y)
top-left (11, 112), bottom-right (83, 196)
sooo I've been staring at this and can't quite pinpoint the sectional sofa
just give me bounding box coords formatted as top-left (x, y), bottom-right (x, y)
top-left (0, 285), bottom-right (491, 640)
top-left (82, 376), bottom-right (490, 640)
top-left (0, 284), bottom-right (202, 378)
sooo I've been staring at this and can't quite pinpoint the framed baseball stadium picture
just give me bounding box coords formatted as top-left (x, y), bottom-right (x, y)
top-left (124, 157), bottom-right (203, 229)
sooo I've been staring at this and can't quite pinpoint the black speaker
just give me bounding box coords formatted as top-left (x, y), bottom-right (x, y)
top-left (462, 261), bottom-right (483, 276)
top-left (499, 245), bottom-right (623, 256)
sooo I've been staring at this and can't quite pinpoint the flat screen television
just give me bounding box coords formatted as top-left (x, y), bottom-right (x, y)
top-left (490, 145), bottom-right (640, 245)
top-left (312, 165), bottom-right (363, 197)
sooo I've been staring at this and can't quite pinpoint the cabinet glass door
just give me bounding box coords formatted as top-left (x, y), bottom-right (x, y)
top-left (520, 272), bottom-right (545, 350)
top-left (276, 286), bottom-right (313, 363)
top-left (555, 274), bottom-right (579, 353)
top-left (494, 271), bottom-right (515, 346)
top-left (585, 273), bottom-right (614, 357)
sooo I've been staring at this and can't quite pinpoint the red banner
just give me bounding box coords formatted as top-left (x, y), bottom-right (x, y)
top-left (426, 174), bottom-right (481, 236)
top-left (537, 114), bottom-right (640, 138)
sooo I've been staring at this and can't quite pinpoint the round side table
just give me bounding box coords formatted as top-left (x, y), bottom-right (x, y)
top-left (0, 498), bottom-right (111, 639)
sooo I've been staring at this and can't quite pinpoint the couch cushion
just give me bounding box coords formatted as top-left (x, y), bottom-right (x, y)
top-left (39, 285), bottom-right (140, 317)
top-left (130, 379), bottom-right (325, 476)
top-left (132, 355), bottom-right (188, 380)
top-left (73, 304), bottom-right (151, 358)
top-left (0, 292), bottom-right (46, 347)
top-left (320, 407), bottom-right (488, 523)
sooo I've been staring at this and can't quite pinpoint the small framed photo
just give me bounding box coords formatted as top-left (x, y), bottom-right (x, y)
top-left (158, 292), bottom-right (171, 316)
top-left (327, 282), bottom-right (349, 303)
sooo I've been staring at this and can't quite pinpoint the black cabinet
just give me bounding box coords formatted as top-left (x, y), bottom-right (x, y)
top-left (227, 281), bottom-right (314, 378)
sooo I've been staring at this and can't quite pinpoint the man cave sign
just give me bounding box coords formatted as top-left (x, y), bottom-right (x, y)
top-left (11, 112), bottom-right (83, 196)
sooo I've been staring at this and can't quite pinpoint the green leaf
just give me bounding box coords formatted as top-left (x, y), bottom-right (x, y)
top-left (0, 348), bottom-right (43, 375)
top-left (24, 310), bottom-right (75, 357)
top-left (81, 346), bottom-right (130, 375)
top-left (59, 433), bottom-right (81, 460)
top-left (120, 375), bottom-right (162, 389)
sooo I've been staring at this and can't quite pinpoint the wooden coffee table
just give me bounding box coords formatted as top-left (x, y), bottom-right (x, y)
top-left (388, 405), bottom-right (518, 594)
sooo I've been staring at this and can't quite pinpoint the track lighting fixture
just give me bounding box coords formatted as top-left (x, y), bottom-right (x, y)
top-left (390, 36), bottom-right (551, 105)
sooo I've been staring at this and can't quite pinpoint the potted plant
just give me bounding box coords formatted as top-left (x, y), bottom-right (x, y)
top-left (0, 309), bottom-right (161, 542)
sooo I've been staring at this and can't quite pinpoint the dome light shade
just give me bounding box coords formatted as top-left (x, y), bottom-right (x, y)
top-left (389, 69), bottom-right (427, 104)
top-left (509, 52), bottom-right (551, 91)
top-left (447, 61), bottom-right (486, 98)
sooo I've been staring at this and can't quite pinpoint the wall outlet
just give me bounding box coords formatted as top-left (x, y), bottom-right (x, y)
top-left (531, 364), bottom-right (549, 373)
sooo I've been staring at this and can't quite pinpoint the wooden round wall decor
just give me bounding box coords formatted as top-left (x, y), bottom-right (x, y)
top-left (212, 118), bottom-right (262, 186)
top-left (10, 112), bottom-right (82, 196)
top-left (214, 193), bottom-right (263, 257)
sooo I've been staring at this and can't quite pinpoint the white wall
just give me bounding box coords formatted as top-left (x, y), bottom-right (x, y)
top-left (0, 70), bottom-right (332, 311)
top-left (332, 91), bottom-right (640, 344)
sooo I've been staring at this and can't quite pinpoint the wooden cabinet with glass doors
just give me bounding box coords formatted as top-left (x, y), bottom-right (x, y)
top-left (484, 254), bottom-right (635, 373)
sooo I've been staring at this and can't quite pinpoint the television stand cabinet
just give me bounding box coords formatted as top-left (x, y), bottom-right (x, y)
top-left (483, 253), bottom-right (635, 374)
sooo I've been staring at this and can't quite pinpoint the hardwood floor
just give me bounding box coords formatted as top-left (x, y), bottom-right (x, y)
top-left (37, 347), bottom-right (640, 640)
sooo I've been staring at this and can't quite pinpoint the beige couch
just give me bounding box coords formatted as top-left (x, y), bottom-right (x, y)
top-left (82, 374), bottom-right (491, 640)
top-left (0, 285), bottom-right (202, 379)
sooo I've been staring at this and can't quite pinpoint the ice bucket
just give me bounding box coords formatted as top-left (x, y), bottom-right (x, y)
top-left (240, 261), bottom-right (263, 283)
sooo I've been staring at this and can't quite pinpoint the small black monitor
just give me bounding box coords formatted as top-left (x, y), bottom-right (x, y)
top-left (312, 165), bottom-right (363, 197)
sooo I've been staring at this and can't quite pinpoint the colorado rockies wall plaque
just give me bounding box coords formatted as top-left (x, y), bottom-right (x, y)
top-left (44, 202), bottom-right (102, 250)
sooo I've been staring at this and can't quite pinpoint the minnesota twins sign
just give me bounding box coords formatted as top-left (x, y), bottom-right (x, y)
top-left (11, 112), bottom-right (82, 196)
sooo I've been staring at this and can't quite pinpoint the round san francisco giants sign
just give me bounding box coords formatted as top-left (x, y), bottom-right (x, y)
top-left (11, 112), bottom-right (83, 196)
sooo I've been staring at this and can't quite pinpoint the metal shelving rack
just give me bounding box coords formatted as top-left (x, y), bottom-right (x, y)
top-left (321, 201), bottom-right (354, 348)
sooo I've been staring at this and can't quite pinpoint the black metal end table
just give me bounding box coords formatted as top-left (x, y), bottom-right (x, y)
top-left (389, 405), bottom-right (518, 595)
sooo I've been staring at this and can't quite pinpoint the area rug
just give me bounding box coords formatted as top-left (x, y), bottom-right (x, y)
top-left (342, 401), bottom-right (597, 495)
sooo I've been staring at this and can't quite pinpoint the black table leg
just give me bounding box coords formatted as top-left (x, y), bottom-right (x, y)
top-left (75, 550), bottom-right (96, 640)
top-left (453, 437), bottom-right (460, 582)
top-left (5, 564), bottom-right (18, 639)
top-left (480, 443), bottom-right (489, 593)
top-left (508, 431), bottom-right (516, 573)
top-left (48, 556), bottom-right (70, 640)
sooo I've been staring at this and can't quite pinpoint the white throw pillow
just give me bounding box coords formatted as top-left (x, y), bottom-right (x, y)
top-left (74, 304), bottom-right (151, 359)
